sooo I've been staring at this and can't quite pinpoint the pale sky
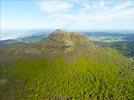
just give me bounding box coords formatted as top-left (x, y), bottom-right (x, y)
top-left (1, 0), bottom-right (134, 30)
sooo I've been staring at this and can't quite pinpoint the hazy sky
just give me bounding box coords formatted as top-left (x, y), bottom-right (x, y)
top-left (1, 0), bottom-right (134, 30)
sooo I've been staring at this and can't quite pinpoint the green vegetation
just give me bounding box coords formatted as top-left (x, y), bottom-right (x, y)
top-left (96, 41), bottom-right (134, 58)
top-left (0, 30), bottom-right (134, 100)
top-left (0, 53), bottom-right (134, 99)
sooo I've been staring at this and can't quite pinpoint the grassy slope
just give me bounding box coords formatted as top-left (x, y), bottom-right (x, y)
top-left (0, 39), bottom-right (134, 100)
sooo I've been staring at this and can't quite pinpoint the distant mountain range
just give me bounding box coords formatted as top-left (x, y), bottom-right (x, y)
top-left (0, 33), bottom-right (48, 46)
top-left (0, 30), bottom-right (134, 47)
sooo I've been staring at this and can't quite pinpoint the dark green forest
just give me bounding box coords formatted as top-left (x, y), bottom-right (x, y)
top-left (96, 41), bottom-right (134, 58)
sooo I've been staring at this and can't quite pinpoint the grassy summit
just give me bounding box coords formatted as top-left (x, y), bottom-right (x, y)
top-left (48, 29), bottom-right (89, 46)
top-left (0, 30), bottom-right (134, 100)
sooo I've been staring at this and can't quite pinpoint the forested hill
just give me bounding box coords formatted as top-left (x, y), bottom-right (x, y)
top-left (96, 41), bottom-right (134, 58)
top-left (0, 30), bottom-right (134, 100)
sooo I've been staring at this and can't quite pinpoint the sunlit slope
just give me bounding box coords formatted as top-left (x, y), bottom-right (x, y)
top-left (49, 29), bottom-right (89, 45)
top-left (0, 30), bottom-right (134, 100)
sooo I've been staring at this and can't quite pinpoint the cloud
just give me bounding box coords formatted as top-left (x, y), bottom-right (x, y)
top-left (113, 0), bottom-right (132, 11)
top-left (52, 10), bottom-right (133, 30)
top-left (100, 0), bottom-right (105, 8)
top-left (36, 0), bottom-right (134, 30)
top-left (38, 0), bottom-right (73, 14)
